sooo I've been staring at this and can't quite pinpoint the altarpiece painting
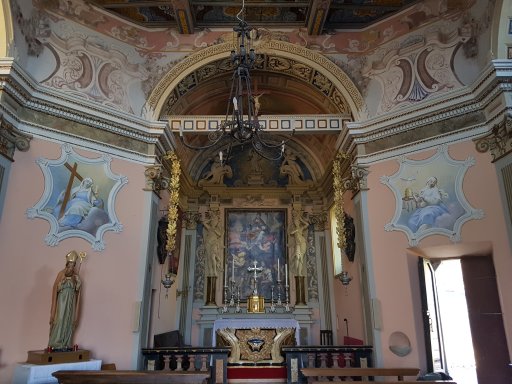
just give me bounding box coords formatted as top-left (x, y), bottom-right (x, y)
top-left (225, 209), bottom-right (287, 301)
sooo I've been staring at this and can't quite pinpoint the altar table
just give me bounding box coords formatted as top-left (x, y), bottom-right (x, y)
top-left (213, 318), bottom-right (300, 346)
top-left (213, 318), bottom-right (299, 364)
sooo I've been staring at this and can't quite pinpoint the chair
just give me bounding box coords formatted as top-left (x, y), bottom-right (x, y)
top-left (320, 330), bottom-right (333, 345)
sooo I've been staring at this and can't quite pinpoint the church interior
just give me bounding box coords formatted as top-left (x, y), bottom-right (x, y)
top-left (1, 0), bottom-right (512, 383)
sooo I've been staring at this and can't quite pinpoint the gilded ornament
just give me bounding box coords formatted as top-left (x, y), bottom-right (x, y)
top-left (162, 151), bottom-right (181, 253)
top-left (333, 152), bottom-right (350, 251)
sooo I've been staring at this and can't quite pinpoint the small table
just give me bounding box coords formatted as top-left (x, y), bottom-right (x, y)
top-left (12, 359), bottom-right (102, 384)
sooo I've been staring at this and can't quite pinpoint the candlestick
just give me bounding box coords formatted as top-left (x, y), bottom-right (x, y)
top-left (277, 258), bottom-right (281, 282)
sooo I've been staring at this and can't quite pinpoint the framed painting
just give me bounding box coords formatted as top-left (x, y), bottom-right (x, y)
top-left (380, 145), bottom-right (484, 245)
top-left (27, 144), bottom-right (128, 250)
top-left (225, 209), bottom-right (287, 301)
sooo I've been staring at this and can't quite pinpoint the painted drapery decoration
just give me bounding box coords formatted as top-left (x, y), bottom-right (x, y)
top-left (27, 144), bottom-right (127, 251)
top-left (380, 145), bottom-right (484, 245)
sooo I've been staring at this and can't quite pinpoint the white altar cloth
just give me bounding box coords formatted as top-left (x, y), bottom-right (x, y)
top-left (12, 359), bottom-right (102, 384)
top-left (213, 318), bottom-right (300, 346)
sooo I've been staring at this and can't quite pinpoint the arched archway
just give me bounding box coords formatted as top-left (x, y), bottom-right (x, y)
top-left (144, 38), bottom-right (366, 121)
top-left (0, 0), bottom-right (14, 57)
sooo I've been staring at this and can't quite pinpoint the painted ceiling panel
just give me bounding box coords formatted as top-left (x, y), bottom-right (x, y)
top-left (88, 0), bottom-right (416, 30)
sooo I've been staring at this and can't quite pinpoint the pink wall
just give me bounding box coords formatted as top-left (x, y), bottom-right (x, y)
top-left (363, 141), bottom-right (512, 368)
top-left (0, 139), bottom-right (151, 381)
top-left (333, 194), bottom-right (366, 345)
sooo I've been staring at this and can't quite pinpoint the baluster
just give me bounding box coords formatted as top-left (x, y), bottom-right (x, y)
top-left (175, 354), bottom-right (184, 371)
top-left (189, 354), bottom-right (196, 371)
top-left (307, 353), bottom-right (315, 368)
top-left (343, 353), bottom-right (352, 368)
top-left (319, 353), bottom-right (328, 368)
top-left (200, 354), bottom-right (208, 372)
top-left (163, 355), bottom-right (171, 371)
top-left (332, 353), bottom-right (340, 368)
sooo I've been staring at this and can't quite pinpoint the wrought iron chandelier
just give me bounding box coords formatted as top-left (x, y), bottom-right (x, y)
top-left (179, 1), bottom-right (293, 162)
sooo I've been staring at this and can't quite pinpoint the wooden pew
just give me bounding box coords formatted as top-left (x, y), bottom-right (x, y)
top-left (301, 367), bottom-right (456, 383)
top-left (311, 382), bottom-right (455, 384)
top-left (52, 370), bottom-right (210, 384)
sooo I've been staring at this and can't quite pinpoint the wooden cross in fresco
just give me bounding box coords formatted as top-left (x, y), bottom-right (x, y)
top-left (58, 162), bottom-right (84, 219)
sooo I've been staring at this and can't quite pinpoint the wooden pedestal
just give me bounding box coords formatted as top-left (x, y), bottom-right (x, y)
top-left (27, 349), bottom-right (90, 365)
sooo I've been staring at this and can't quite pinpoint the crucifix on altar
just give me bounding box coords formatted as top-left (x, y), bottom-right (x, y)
top-left (247, 260), bottom-right (265, 313)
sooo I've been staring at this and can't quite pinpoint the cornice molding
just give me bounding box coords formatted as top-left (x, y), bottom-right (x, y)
top-left (0, 60), bottom-right (165, 161)
top-left (342, 61), bottom-right (512, 165)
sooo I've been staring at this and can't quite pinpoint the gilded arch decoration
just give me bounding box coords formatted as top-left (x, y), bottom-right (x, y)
top-left (143, 38), bottom-right (365, 120)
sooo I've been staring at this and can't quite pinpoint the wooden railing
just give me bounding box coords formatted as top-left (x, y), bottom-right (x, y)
top-left (282, 345), bottom-right (373, 384)
top-left (141, 347), bottom-right (230, 384)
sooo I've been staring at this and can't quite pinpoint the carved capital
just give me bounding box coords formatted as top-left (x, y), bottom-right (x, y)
top-left (344, 165), bottom-right (370, 194)
top-left (143, 165), bottom-right (169, 192)
top-left (183, 211), bottom-right (201, 230)
top-left (0, 118), bottom-right (32, 160)
top-left (309, 211), bottom-right (328, 231)
top-left (475, 116), bottom-right (512, 162)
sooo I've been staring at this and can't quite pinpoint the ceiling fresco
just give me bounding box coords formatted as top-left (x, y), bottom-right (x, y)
top-left (89, 0), bottom-right (418, 34)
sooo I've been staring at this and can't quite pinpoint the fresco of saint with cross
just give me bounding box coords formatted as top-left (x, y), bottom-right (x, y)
top-left (27, 144), bottom-right (127, 250)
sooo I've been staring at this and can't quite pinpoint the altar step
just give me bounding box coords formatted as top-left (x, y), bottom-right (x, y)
top-left (227, 366), bottom-right (287, 383)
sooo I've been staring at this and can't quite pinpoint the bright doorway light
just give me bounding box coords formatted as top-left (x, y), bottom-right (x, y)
top-left (435, 259), bottom-right (477, 384)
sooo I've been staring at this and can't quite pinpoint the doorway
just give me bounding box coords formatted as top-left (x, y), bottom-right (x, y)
top-left (419, 255), bottom-right (511, 383)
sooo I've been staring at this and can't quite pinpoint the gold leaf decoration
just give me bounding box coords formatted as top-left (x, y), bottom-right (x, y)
top-left (163, 151), bottom-right (181, 253)
top-left (333, 152), bottom-right (349, 251)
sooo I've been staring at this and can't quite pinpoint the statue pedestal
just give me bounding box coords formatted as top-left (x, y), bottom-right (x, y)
top-left (27, 349), bottom-right (91, 365)
top-left (205, 276), bottom-right (217, 306)
top-left (13, 358), bottom-right (101, 384)
top-left (295, 276), bottom-right (306, 305)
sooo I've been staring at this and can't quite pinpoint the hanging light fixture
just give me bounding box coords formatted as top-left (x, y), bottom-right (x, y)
top-left (179, 0), bottom-right (293, 162)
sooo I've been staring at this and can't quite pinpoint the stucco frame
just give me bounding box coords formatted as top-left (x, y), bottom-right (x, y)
top-left (27, 144), bottom-right (128, 250)
top-left (380, 145), bottom-right (484, 245)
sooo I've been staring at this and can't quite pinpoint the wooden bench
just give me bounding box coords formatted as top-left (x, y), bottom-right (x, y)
top-left (311, 382), bottom-right (455, 384)
top-left (301, 367), bottom-right (456, 383)
top-left (52, 370), bottom-right (210, 384)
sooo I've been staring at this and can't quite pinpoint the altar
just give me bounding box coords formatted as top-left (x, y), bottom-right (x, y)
top-left (213, 318), bottom-right (299, 365)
